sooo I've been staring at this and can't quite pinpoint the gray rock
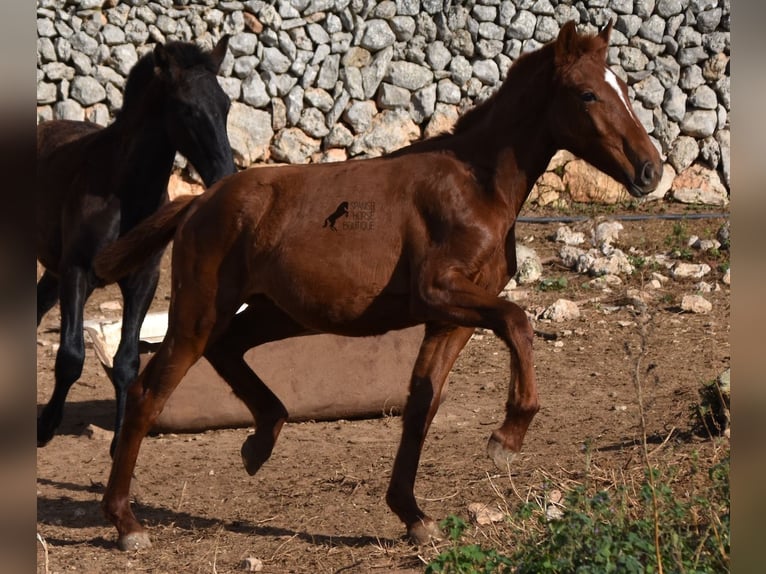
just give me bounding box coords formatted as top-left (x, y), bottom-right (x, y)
top-left (242, 73), bottom-right (270, 107)
top-left (360, 19), bottom-right (396, 51)
top-left (635, 0), bottom-right (657, 18)
top-left (342, 66), bottom-right (365, 100)
top-left (361, 47), bottom-right (393, 99)
top-left (285, 85), bottom-right (305, 126)
top-left (317, 54), bottom-right (340, 90)
top-left (298, 107), bottom-right (330, 138)
top-left (70, 31), bottom-right (99, 56)
top-left (54, 99), bottom-right (85, 121)
top-left (678, 47), bottom-right (708, 66)
top-left (304, 87), bottom-right (334, 112)
top-left (696, 8), bottom-right (722, 33)
top-left (218, 77), bottom-right (242, 101)
top-left (262, 70), bottom-right (297, 97)
top-left (227, 102), bottom-right (274, 166)
top-left (633, 75), bottom-right (665, 109)
top-left (230, 33), bottom-right (258, 56)
top-left (69, 76), bottom-right (105, 106)
top-left (125, 20), bottom-right (150, 45)
top-left (410, 83), bottom-right (436, 123)
top-left (638, 14), bottom-right (666, 43)
top-left (472, 5), bottom-right (497, 22)
top-left (508, 10), bottom-right (536, 40)
top-left (472, 59), bottom-right (499, 86)
top-left (653, 55), bottom-right (681, 88)
top-left (110, 44), bottom-right (138, 77)
top-left (395, 0), bottom-right (420, 17)
top-left (498, 2), bottom-right (517, 27)
top-left (101, 24), bottom-right (126, 45)
top-left (348, 109), bottom-right (419, 157)
top-left (385, 61), bottom-right (433, 91)
top-left (437, 79), bottom-right (461, 104)
top-left (680, 110), bottom-right (717, 138)
top-left (689, 85), bottom-right (718, 110)
top-left (43, 62), bottom-right (75, 82)
top-left (37, 18), bottom-right (56, 38)
top-left (390, 16), bottom-right (417, 41)
top-left (325, 123), bottom-right (354, 148)
top-left (533, 16), bottom-right (559, 43)
top-left (426, 41), bottom-right (452, 71)
top-left (656, 0), bottom-right (685, 17)
top-left (662, 85), bottom-right (687, 122)
top-left (542, 299), bottom-right (580, 322)
top-left (672, 262), bottom-right (711, 280)
top-left (479, 22), bottom-right (505, 42)
top-left (619, 47), bottom-right (649, 72)
top-left (38, 37), bottom-right (56, 63)
top-left (234, 56), bottom-right (260, 79)
top-left (270, 127), bottom-right (320, 163)
top-left (343, 100), bottom-right (378, 134)
top-left (378, 82), bottom-right (411, 109)
top-left (667, 135), bottom-right (699, 172)
top-left (715, 129), bottom-right (730, 188)
top-left (449, 55), bottom-right (473, 87)
top-left (515, 244), bottom-right (542, 284)
top-left (325, 89), bottom-right (350, 128)
top-left (616, 14), bottom-right (642, 38)
top-left (679, 65), bottom-right (705, 91)
top-left (260, 46), bottom-right (292, 74)
top-left (37, 82), bottom-right (58, 105)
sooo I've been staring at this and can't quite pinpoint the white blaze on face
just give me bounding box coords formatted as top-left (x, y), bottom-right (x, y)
top-left (604, 67), bottom-right (640, 126)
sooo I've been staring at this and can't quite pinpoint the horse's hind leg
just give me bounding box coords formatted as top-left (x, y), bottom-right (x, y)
top-left (204, 301), bottom-right (307, 475)
top-left (110, 257), bottom-right (161, 456)
top-left (37, 266), bottom-right (95, 446)
top-left (386, 323), bottom-right (473, 544)
top-left (37, 269), bottom-right (59, 326)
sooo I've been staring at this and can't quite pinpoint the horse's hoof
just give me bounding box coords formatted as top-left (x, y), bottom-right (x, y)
top-left (487, 434), bottom-right (518, 471)
top-left (240, 436), bottom-right (270, 476)
top-left (118, 531), bottom-right (152, 551)
top-left (407, 518), bottom-right (444, 545)
top-left (37, 417), bottom-right (55, 447)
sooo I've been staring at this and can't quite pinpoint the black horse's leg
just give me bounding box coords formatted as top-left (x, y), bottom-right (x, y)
top-left (37, 265), bottom-right (94, 446)
top-left (37, 269), bottom-right (60, 326)
top-left (205, 301), bottom-right (308, 475)
top-left (110, 259), bottom-right (161, 457)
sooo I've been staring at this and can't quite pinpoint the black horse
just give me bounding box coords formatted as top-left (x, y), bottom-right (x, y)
top-left (36, 37), bottom-right (236, 455)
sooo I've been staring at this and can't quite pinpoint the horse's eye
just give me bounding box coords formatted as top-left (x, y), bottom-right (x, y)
top-left (581, 91), bottom-right (597, 103)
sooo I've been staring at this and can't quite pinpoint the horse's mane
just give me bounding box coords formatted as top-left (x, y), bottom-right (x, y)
top-left (452, 43), bottom-right (556, 136)
top-left (118, 42), bottom-right (218, 117)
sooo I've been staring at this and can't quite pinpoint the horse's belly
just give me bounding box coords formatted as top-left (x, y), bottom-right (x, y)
top-left (262, 248), bottom-right (413, 336)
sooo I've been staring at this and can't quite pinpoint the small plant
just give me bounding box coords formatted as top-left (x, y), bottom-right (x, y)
top-left (539, 276), bottom-right (568, 291)
top-left (508, 462), bottom-right (730, 574)
top-left (425, 515), bottom-right (514, 574)
top-left (693, 371), bottom-right (731, 436)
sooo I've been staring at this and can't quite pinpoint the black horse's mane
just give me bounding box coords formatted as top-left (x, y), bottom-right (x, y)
top-left (118, 42), bottom-right (218, 116)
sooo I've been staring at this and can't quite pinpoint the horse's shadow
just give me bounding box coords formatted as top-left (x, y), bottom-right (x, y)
top-left (36, 478), bottom-right (401, 550)
top-left (36, 400), bottom-right (115, 438)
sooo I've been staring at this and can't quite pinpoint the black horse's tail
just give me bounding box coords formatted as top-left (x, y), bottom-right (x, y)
top-left (94, 194), bottom-right (198, 283)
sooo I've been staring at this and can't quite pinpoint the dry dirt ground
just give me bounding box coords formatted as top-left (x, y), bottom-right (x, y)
top-left (36, 206), bottom-right (730, 573)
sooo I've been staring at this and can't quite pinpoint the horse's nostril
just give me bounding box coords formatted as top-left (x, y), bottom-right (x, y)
top-left (640, 161), bottom-right (655, 186)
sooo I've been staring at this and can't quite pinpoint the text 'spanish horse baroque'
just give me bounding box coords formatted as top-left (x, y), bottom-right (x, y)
top-left (36, 38), bottom-right (236, 455)
top-left (94, 22), bottom-right (661, 550)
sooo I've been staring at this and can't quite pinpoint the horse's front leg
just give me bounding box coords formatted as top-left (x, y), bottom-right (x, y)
top-left (37, 265), bottom-right (94, 446)
top-left (418, 266), bottom-right (540, 471)
top-left (37, 269), bottom-right (59, 326)
top-left (111, 259), bottom-right (161, 456)
top-left (386, 324), bottom-right (473, 544)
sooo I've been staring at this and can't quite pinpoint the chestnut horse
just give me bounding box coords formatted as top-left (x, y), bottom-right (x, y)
top-left (36, 37), bottom-right (236, 456)
top-left (94, 21), bottom-right (661, 550)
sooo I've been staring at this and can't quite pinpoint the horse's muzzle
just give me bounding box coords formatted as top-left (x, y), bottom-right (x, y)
top-left (628, 160), bottom-right (662, 197)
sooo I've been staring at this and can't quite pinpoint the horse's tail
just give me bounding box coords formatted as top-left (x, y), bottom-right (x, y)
top-left (93, 194), bottom-right (198, 283)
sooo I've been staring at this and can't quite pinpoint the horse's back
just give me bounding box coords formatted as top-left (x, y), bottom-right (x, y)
top-left (37, 120), bottom-right (102, 159)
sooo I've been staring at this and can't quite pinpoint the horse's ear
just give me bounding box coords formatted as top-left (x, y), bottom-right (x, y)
top-left (210, 35), bottom-right (230, 72)
top-left (554, 21), bottom-right (580, 67)
top-left (596, 19), bottom-right (614, 58)
top-left (153, 43), bottom-right (176, 80)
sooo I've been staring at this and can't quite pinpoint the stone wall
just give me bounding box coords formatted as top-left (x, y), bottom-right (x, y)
top-left (36, 0), bottom-right (731, 204)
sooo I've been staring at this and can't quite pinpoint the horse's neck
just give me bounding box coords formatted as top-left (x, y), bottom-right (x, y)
top-left (104, 112), bottom-right (175, 229)
top-left (454, 50), bottom-right (557, 216)
top-left (108, 113), bottom-right (175, 196)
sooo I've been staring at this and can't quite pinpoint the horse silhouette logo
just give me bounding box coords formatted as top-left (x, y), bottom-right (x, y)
top-left (323, 201), bottom-right (349, 231)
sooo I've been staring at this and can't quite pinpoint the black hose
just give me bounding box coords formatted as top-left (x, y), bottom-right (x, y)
top-left (517, 212), bottom-right (729, 223)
